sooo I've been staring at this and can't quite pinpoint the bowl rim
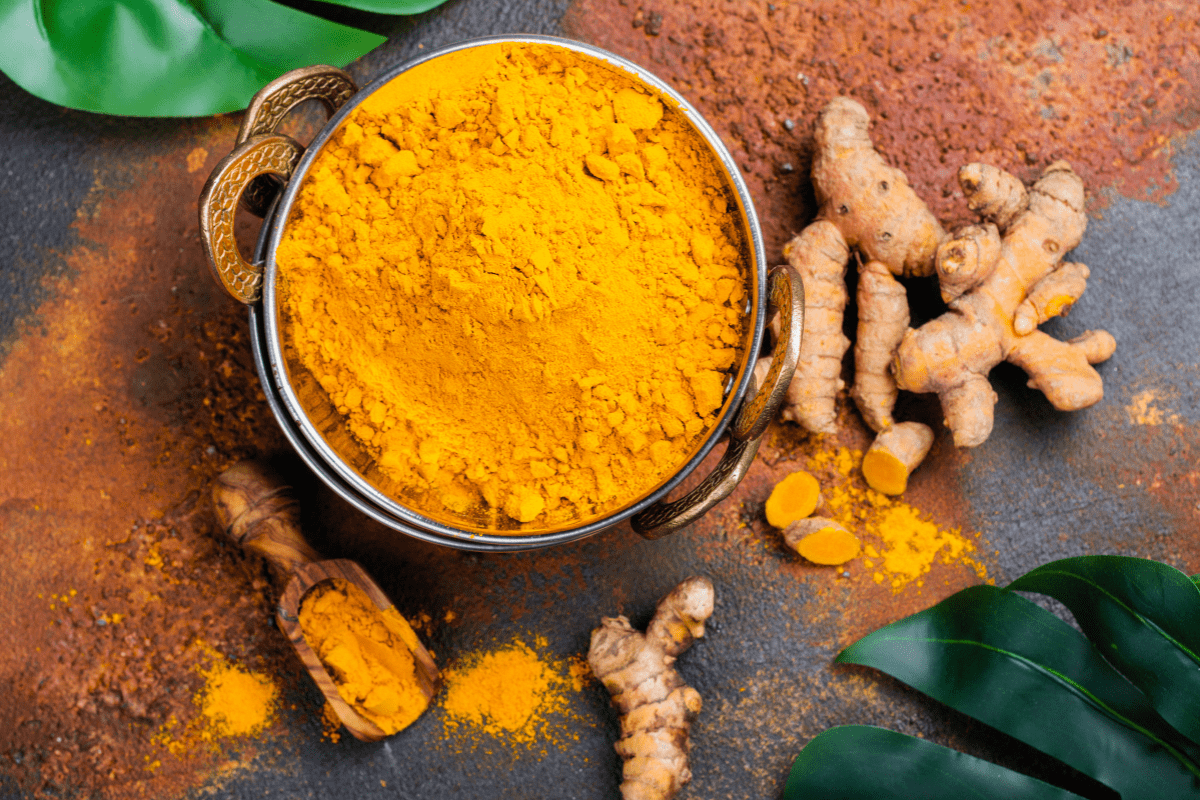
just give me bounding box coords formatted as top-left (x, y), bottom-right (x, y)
top-left (257, 34), bottom-right (768, 550)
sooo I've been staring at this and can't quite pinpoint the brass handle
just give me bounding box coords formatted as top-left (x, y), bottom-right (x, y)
top-left (198, 65), bottom-right (359, 304)
top-left (632, 265), bottom-right (804, 539)
top-left (731, 264), bottom-right (804, 441)
top-left (236, 65), bottom-right (357, 218)
top-left (199, 134), bottom-right (304, 304)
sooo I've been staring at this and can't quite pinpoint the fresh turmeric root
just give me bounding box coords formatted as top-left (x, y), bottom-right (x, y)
top-left (764, 470), bottom-right (821, 529)
top-left (783, 518), bottom-right (860, 565)
top-left (780, 220), bottom-right (850, 433)
top-left (810, 98), bottom-right (947, 278)
top-left (894, 161), bottom-right (1116, 447)
top-left (780, 97), bottom-right (947, 434)
top-left (588, 576), bottom-right (715, 800)
top-left (851, 260), bottom-right (910, 433)
top-left (862, 421), bottom-right (934, 496)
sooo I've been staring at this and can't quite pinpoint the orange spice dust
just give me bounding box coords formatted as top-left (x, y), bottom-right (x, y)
top-left (567, 0), bottom-right (1200, 259)
top-left (438, 636), bottom-right (590, 751)
top-left (154, 648), bottom-right (278, 757)
top-left (806, 444), bottom-right (989, 591)
top-left (320, 701), bottom-right (343, 744)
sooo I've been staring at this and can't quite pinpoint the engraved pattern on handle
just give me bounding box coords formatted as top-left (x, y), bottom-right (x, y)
top-left (631, 265), bottom-right (805, 539)
top-left (731, 265), bottom-right (804, 441)
top-left (199, 134), bottom-right (304, 305)
top-left (631, 436), bottom-right (762, 539)
top-left (236, 66), bottom-right (357, 218)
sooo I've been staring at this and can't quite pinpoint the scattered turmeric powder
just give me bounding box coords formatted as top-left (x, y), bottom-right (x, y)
top-left (276, 42), bottom-right (750, 532)
top-left (866, 505), bottom-right (980, 589)
top-left (298, 578), bottom-right (431, 736)
top-left (153, 647), bottom-right (278, 756)
top-left (197, 655), bottom-right (277, 738)
top-left (320, 701), bottom-right (343, 743)
top-left (439, 635), bottom-right (588, 749)
top-left (807, 444), bottom-right (988, 590)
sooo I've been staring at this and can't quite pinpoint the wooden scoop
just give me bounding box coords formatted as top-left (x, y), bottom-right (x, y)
top-left (212, 461), bottom-right (440, 742)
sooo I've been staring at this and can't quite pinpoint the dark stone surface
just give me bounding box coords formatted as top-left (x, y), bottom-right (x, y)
top-left (0, 73), bottom-right (96, 351)
top-left (960, 135), bottom-right (1200, 583)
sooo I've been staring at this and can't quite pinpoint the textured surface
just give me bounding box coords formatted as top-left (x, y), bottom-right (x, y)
top-left (1, 1), bottom-right (1198, 798)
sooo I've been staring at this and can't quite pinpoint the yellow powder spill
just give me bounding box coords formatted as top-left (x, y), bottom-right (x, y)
top-left (153, 647), bottom-right (278, 756)
top-left (320, 701), bottom-right (343, 744)
top-left (807, 445), bottom-right (988, 591)
top-left (1125, 389), bottom-right (1179, 426)
top-left (186, 147), bottom-right (209, 173)
top-left (439, 636), bottom-right (589, 750)
top-left (197, 654), bottom-right (277, 738)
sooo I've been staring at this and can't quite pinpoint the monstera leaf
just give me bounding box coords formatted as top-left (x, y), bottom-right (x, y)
top-left (785, 556), bottom-right (1200, 799)
top-left (0, 0), bottom-right (447, 116)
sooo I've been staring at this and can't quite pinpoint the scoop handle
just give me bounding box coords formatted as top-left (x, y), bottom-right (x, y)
top-left (212, 461), bottom-right (321, 574)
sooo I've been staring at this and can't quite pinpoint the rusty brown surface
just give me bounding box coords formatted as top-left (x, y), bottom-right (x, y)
top-left (1, 0), bottom-right (1199, 798)
top-left (564, 0), bottom-right (1200, 256)
top-left (0, 117), bottom-right (303, 797)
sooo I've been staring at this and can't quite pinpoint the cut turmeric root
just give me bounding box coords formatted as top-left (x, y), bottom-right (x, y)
top-left (783, 518), bottom-right (860, 565)
top-left (861, 422), bottom-right (935, 496)
top-left (764, 471), bottom-right (821, 529)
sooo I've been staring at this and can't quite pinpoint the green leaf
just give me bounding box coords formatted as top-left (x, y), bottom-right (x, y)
top-left (1011, 556), bottom-right (1200, 745)
top-left (0, 0), bottom-right (385, 116)
top-left (783, 726), bottom-right (1089, 800)
top-left (837, 585), bottom-right (1200, 800)
top-left (318, 0), bottom-right (448, 13)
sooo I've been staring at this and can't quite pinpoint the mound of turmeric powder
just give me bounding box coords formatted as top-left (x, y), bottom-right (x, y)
top-left (276, 42), bottom-right (750, 531)
top-left (298, 578), bottom-right (431, 735)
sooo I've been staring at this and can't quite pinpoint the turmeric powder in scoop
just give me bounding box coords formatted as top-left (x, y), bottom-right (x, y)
top-left (298, 578), bottom-right (430, 735)
top-left (276, 42), bottom-right (750, 531)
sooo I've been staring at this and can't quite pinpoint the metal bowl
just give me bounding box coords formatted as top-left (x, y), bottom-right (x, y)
top-left (201, 35), bottom-right (802, 552)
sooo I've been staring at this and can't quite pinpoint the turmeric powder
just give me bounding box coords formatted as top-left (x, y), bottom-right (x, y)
top-left (298, 578), bottom-right (431, 735)
top-left (276, 42), bottom-right (750, 531)
top-left (153, 647), bottom-right (278, 756)
top-left (807, 444), bottom-right (988, 590)
top-left (439, 636), bottom-right (588, 748)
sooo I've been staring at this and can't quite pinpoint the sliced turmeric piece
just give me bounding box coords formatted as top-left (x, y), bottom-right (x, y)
top-left (861, 421), bottom-right (934, 496)
top-left (783, 518), bottom-right (860, 565)
top-left (764, 470), bottom-right (821, 529)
